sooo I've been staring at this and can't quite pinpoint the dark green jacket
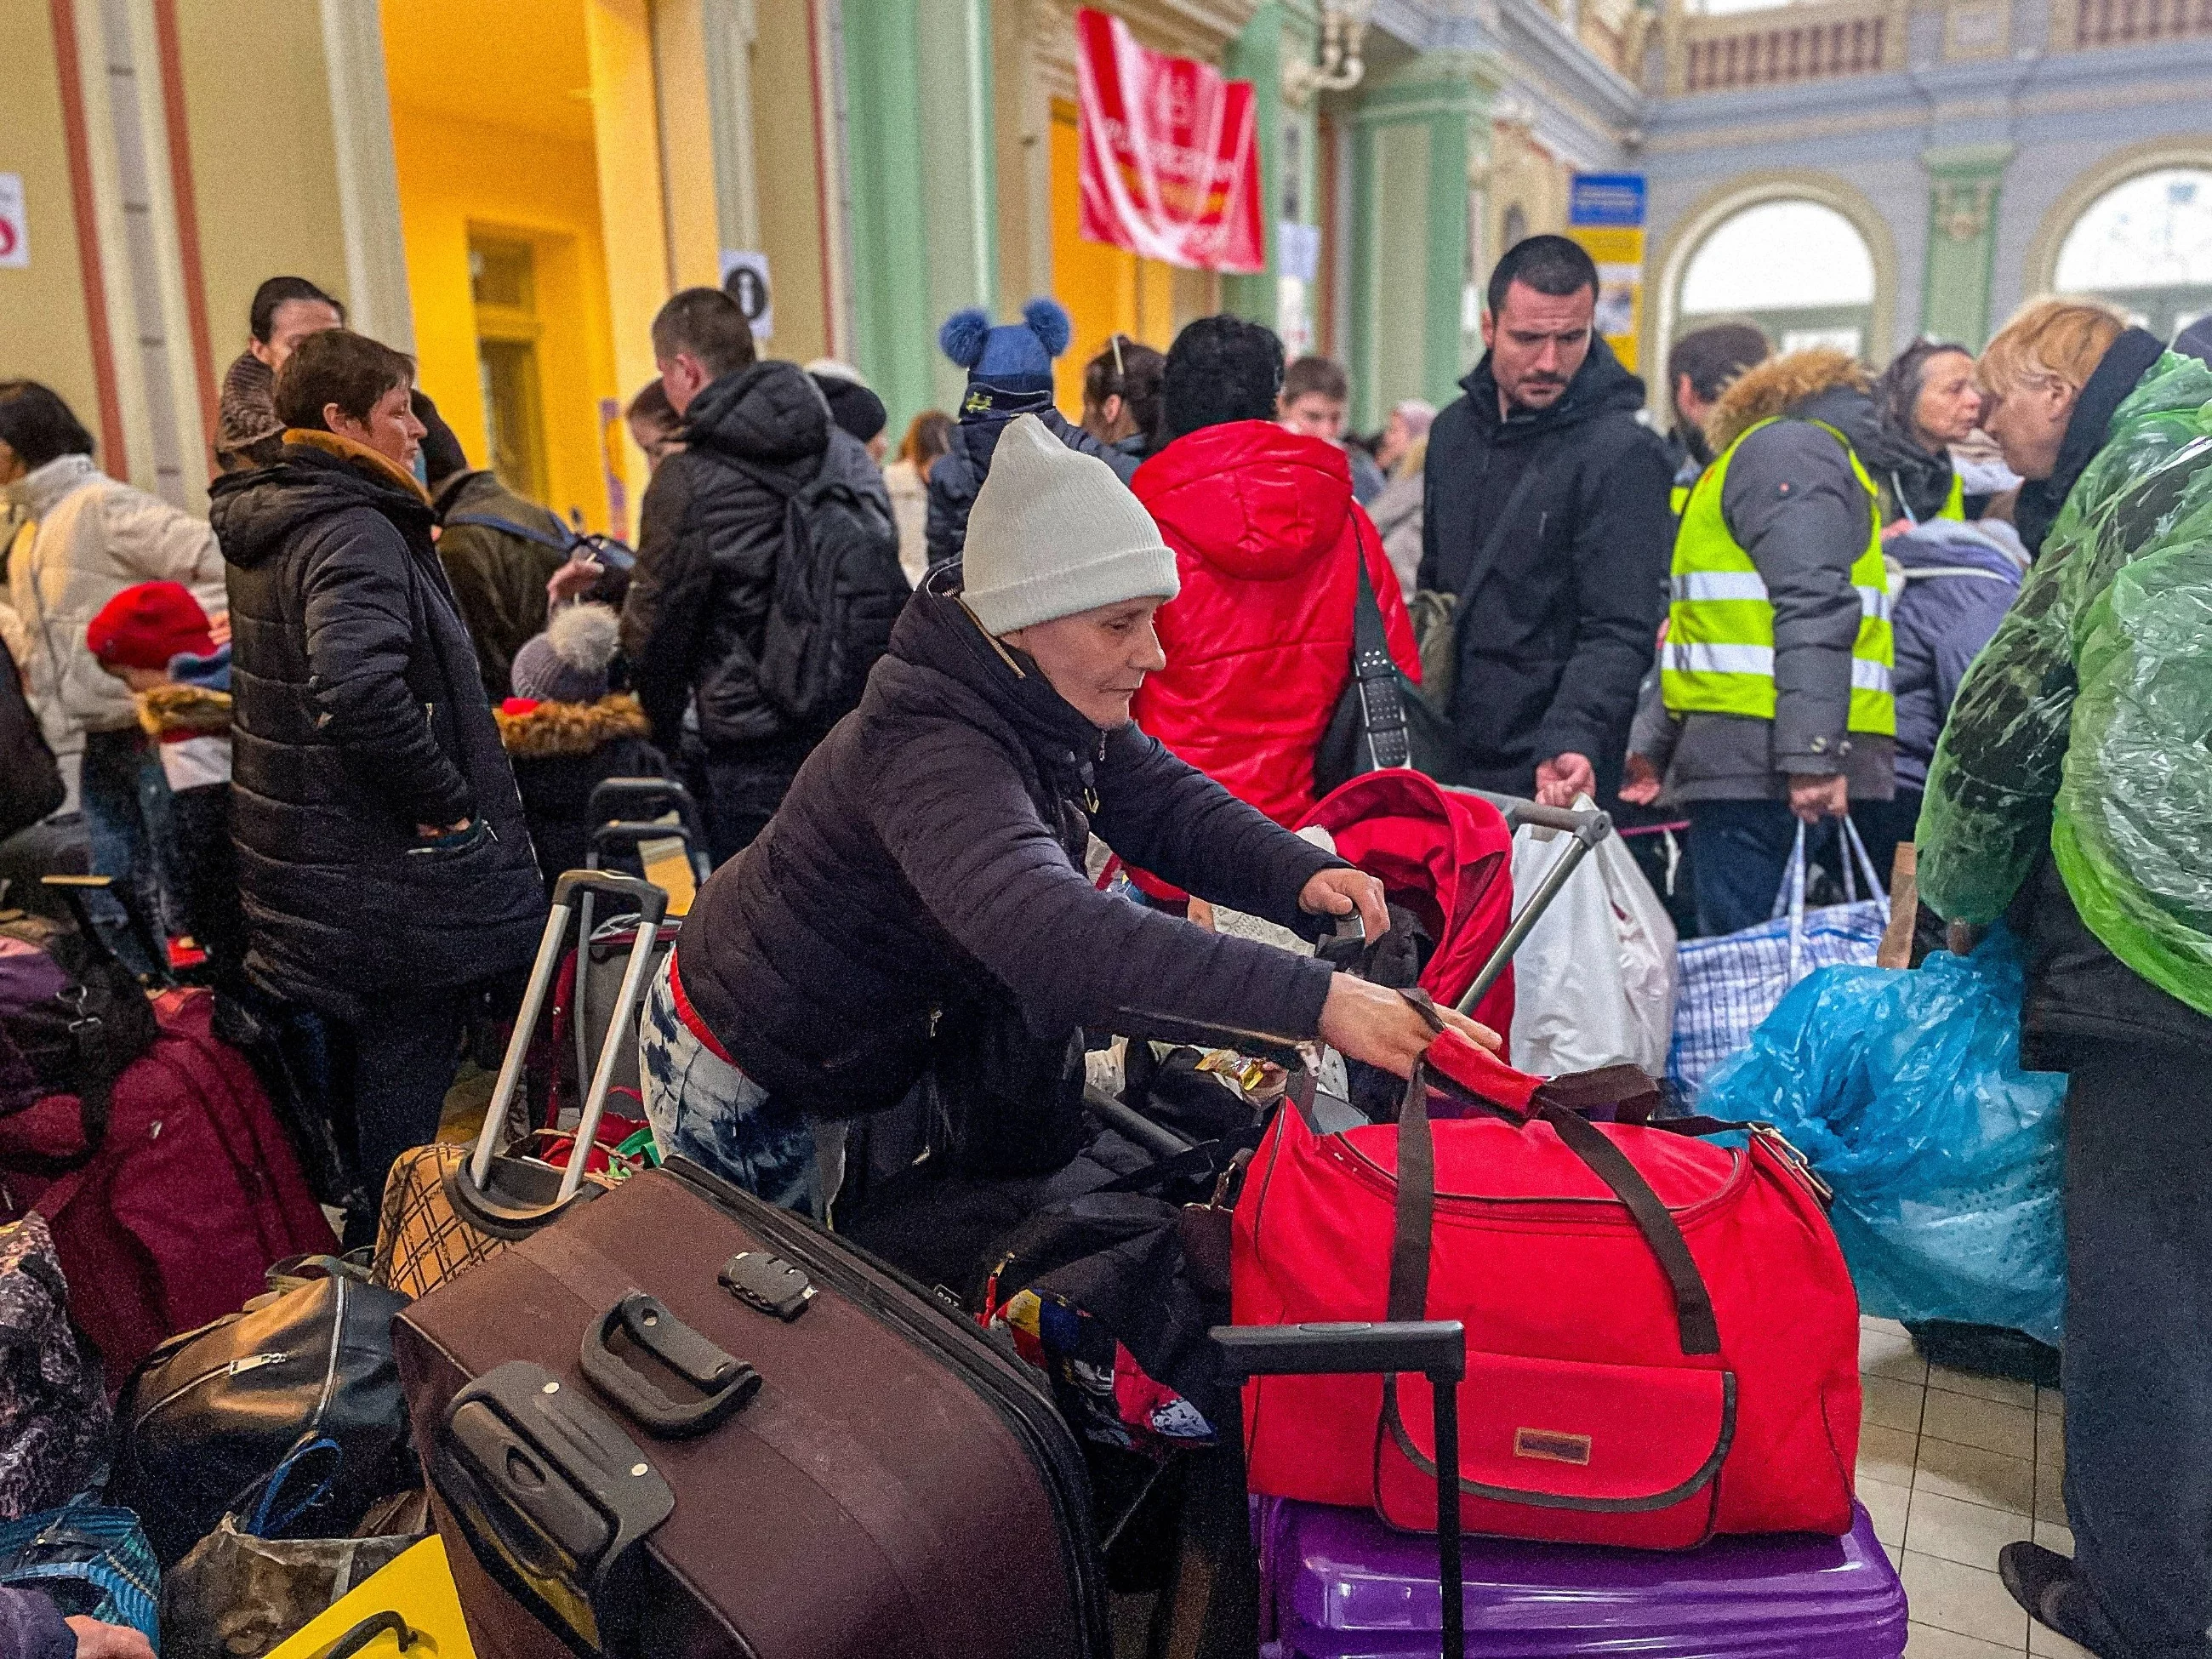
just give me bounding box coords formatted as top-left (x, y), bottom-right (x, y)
top-left (433, 470), bottom-right (571, 701)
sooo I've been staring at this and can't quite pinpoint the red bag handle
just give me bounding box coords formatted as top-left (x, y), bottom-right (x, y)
top-left (1423, 1026), bottom-right (1542, 1119)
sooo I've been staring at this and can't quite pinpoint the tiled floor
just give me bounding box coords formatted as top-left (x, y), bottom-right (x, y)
top-left (1856, 1315), bottom-right (2090, 1656)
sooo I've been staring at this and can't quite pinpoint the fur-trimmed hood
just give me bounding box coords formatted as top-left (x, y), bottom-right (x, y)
top-left (495, 693), bottom-right (652, 759)
top-left (1706, 348), bottom-right (1873, 453)
top-left (136, 681), bottom-right (231, 740)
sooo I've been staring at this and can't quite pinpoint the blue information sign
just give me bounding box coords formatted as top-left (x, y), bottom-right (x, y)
top-left (1568, 174), bottom-right (1647, 229)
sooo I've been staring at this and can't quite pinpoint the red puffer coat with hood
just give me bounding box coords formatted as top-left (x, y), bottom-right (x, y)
top-left (1132, 420), bottom-right (1421, 841)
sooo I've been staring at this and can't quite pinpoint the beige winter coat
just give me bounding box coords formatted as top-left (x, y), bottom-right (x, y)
top-left (3, 454), bottom-right (226, 776)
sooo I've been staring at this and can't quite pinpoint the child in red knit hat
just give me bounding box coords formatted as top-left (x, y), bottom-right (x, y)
top-left (85, 582), bottom-right (242, 982)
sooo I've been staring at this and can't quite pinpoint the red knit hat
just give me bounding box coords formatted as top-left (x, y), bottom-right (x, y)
top-left (85, 582), bottom-right (214, 672)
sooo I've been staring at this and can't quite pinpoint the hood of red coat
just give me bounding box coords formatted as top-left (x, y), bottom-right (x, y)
top-left (1133, 422), bottom-right (1353, 579)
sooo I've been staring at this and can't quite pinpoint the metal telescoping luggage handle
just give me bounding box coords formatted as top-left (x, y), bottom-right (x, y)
top-left (471, 871), bottom-right (670, 1203)
top-left (1445, 790), bottom-right (1611, 1016)
top-left (587, 776), bottom-right (708, 858)
top-left (1215, 1320), bottom-right (1470, 1659)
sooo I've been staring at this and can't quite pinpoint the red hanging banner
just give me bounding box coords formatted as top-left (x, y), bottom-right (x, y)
top-left (1075, 8), bottom-right (1265, 274)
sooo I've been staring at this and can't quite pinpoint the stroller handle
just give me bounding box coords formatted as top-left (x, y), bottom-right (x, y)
top-left (1442, 790), bottom-right (1614, 1017)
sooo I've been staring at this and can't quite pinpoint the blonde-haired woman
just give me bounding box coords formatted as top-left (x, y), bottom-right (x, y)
top-left (1918, 296), bottom-right (2212, 1657)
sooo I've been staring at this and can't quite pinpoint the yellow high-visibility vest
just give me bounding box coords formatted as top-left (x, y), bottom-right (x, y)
top-left (1662, 418), bottom-right (1896, 738)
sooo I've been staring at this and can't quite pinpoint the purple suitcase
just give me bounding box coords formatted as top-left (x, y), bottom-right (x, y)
top-left (1256, 1497), bottom-right (1907, 1659)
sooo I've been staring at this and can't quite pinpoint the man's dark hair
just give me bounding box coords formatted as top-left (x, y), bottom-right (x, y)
top-left (651, 288), bottom-right (756, 380)
top-left (413, 391), bottom-right (469, 484)
top-left (249, 276), bottom-right (344, 344)
top-left (1485, 234), bottom-right (1599, 317)
top-left (1281, 355), bottom-right (1349, 405)
top-left (0, 384), bottom-right (96, 470)
top-left (1163, 315), bottom-right (1284, 438)
top-left (274, 330), bottom-right (414, 430)
top-left (1668, 322), bottom-right (1770, 405)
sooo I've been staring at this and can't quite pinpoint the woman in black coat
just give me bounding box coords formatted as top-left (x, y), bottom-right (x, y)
top-left (647, 415), bottom-right (1491, 1211)
top-left (208, 329), bottom-right (546, 1227)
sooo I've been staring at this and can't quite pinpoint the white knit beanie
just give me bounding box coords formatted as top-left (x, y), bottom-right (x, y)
top-left (960, 414), bottom-right (1179, 636)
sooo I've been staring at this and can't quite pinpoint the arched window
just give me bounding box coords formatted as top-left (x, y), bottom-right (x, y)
top-left (1502, 204), bottom-right (1529, 252)
top-left (1679, 199), bottom-right (1875, 358)
top-left (2055, 168), bottom-right (2212, 340)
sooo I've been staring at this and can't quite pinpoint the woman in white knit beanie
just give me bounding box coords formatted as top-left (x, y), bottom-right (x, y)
top-left (638, 414), bottom-right (1495, 1211)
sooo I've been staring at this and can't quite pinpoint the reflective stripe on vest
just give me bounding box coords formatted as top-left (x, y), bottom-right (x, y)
top-left (1662, 416), bottom-right (1896, 737)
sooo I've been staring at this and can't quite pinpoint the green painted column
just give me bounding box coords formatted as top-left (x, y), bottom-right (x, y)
top-left (1346, 51), bottom-right (1504, 429)
top-left (1223, 3), bottom-right (1320, 339)
top-left (841, 0), bottom-right (1001, 436)
top-left (1921, 144), bottom-right (2012, 348)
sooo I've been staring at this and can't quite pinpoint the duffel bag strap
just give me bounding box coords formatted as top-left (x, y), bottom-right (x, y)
top-left (1386, 1034), bottom-right (1722, 1360)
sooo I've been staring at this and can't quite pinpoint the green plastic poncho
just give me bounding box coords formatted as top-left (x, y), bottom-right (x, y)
top-left (1918, 351), bottom-right (2212, 1019)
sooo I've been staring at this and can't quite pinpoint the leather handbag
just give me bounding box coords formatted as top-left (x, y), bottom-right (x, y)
top-left (1233, 1018), bottom-right (1861, 1549)
top-left (109, 1263), bottom-right (414, 1566)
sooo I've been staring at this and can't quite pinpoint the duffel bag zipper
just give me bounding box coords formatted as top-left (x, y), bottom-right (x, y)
top-left (1331, 1135), bottom-right (1747, 1223)
top-left (133, 1352), bottom-right (288, 1426)
top-left (665, 1162), bottom-right (1112, 1659)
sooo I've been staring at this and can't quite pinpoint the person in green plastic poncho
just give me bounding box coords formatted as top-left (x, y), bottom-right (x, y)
top-left (1918, 296), bottom-right (2212, 1659)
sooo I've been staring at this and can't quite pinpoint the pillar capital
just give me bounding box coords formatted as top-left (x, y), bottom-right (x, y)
top-left (1918, 142), bottom-right (2013, 345)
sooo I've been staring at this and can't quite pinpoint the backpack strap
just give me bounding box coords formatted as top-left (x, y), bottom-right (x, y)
top-left (443, 511), bottom-right (579, 555)
top-left (1347, 524), bottom-right (1411, 772)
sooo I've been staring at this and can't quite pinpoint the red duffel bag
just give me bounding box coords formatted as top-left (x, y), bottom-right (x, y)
top-left (1232, 1024), bottom-right (1861, 1549)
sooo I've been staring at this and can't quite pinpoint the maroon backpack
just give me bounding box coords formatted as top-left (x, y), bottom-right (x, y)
top-left (0, 988), bottom-right (337, 1382)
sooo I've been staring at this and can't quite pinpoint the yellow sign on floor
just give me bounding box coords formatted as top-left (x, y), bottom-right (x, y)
top-left (266, 1536), bottom-right (477, 1659)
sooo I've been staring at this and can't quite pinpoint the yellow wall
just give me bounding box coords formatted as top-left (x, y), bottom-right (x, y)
top-left (1048, 102), bottom-right (1176, 420)
top-left (388, 101), bottom-right (619, 531)
top-left (0, 0), bottom-right (102, 458)
top-left (584, 0), bottom-right (670, 498)
top-left (174, 0), bottom-right (349, 365)
top-left (750, 0), bottom-right (829, 364)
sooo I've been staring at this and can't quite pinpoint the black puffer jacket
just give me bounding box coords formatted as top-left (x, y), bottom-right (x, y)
top-left (620, 362), bottom-right (896, 753)
top-left (1419, 339), bottom-right (1673, 794)
top-left (209, 434), bottom-right (547, 1020)
top-left (0, 630), bottom-right (62, 841)
top-left (923, 393), bottom-right (1139, 569)
top-left (674, 589), bottom-right (1345, 1120)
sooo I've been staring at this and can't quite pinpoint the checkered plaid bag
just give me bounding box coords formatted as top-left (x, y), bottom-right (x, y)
top-left (370, 1143), bottom-right (619, 1301)
top-left (1667, 820), bottom-right (1888, 1099)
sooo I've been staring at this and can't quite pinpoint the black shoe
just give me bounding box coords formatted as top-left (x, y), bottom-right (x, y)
top-left (1999, 1542), bottom-right (2129, 1657)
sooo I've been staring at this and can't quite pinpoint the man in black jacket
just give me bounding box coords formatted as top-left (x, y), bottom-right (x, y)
top-left (1420, 236), bottom-right (1673, 802)
top-left (622, 288), bottom-right (900, 863)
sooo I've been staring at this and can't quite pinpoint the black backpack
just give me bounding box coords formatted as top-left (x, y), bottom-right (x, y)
top-left (717, 446), bottom-right (908, 729)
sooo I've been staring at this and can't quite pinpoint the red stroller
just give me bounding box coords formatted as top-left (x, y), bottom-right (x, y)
top-left (1297, 771), bottom-right (1520, 1047)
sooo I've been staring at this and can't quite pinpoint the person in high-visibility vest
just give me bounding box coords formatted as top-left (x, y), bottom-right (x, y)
top-left (1662, 322), bottom-right (1770, 520)
top-left (1869, 339), bottom-right (1983, 527)
top-left (1637, 346), bottom-right (1901, 937)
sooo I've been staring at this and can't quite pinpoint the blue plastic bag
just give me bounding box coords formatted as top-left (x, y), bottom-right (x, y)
top-left (1696, 926), bottom-right (2067, 1345)
top-left (0, 1502), bottom-right (160, 1648)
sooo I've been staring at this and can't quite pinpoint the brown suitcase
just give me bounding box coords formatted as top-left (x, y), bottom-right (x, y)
top-left (392, 1154), bottom-right (1111, 1659)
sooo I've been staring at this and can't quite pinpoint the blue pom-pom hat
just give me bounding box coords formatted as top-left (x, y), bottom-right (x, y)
top-left (937, 298), bottom-right (1073, 395)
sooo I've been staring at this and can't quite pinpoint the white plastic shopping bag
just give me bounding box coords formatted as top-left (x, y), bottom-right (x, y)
top-left (1508, 798), bottom-right (1679, 1075)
